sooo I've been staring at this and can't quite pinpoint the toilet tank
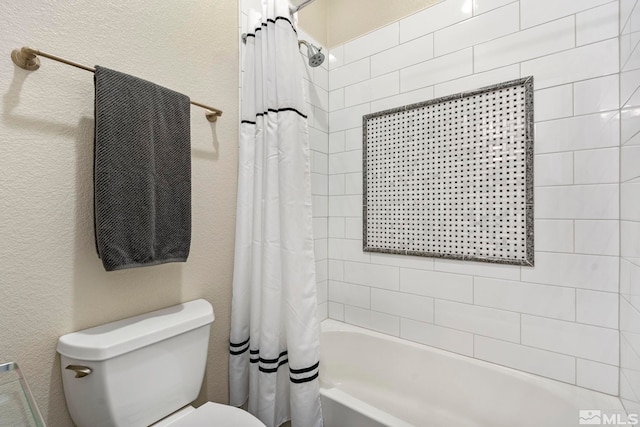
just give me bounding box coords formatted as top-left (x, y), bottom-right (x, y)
top-left (57, 299), bottom-right (215, 427)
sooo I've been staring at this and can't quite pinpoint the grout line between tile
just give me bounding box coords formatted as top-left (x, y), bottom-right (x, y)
top-left (573, 13), bottom-right (577, 48)
top-left (519, 313), bottom-right (522, 344)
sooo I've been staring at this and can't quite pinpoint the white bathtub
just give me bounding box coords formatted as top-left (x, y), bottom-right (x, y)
top-left (319, 320), bottom-right (625, 427)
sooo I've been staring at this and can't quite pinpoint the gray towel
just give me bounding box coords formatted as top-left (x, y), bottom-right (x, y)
top-left (94, 66), bottom-right (191, 271)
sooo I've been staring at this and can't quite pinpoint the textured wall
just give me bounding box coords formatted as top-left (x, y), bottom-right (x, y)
top-left (0, 1), bottom-right (238, 425)
top-left (326, 0), bottom-right (621, 396)
top-left (297, 0), bottom-right (328, 48)
top-left (619, 0), bottom-right (640, 414)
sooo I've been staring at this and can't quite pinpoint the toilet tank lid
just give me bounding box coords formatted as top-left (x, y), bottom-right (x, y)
top-left (57, 299), bottom-right (214, 361)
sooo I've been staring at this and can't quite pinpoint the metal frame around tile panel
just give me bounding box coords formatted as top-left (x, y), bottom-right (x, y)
top-left (362, 77), bottom-right (534, 266)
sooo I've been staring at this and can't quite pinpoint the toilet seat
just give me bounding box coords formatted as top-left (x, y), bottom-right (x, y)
top-left (168, 402), bottom-right (266, 427)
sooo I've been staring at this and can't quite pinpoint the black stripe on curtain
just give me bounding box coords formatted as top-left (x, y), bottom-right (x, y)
top-left (241, 108), bottom-right (307, 124)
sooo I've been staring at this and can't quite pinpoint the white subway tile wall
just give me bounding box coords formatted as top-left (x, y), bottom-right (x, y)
top-left (620, 0), bottom-right (640, 413)
top-left (534, 111), bottom-right (620, 154)
top-left (574, 220), bottom-right (620, 256)
top-left (400, 48), bottom-right (474, 92)
top-left (621, 221), bottom-right (640, 258)
top-left (435, 300), bottom-right (522, 342)
top-left (622, 182), bottom-right (640, 221)
top-left (400, 268), bottom-right (474, 303)
top-left (370, 87), bottom-right (435, 115)
top-left (534, 184), bottom-right (619, 219)
top-left (520, 0), bottom-right (614, 29)
top-left (473, 0), bottom-right (516, 16)
top-left (400, 0), bottom-right (472, 43)
top-left (574, 74), bottom-right (619, 115)
top-left (474, 277), bottom-right (576, 320)
top-left (474, 335), bottom-right (577, 383)
top-left (474, 17), bottom-right (575, 73)
top-left (533, 220), bottom-right (574, 253)
top-left (401, 317), bottom-right (474, 356)
top-left (576, 289), bottom-right (619, 328)
top-left (371, 288), bottom-right (435, 323)
top-left (433, 64), bottom-right (520, 97)
top-left (576, 2), bottom-right (619, 46)
top-left (521, 39), bottom-right (619, 89)
top-left (302, 28), bottom-right (330, 322)
top-left (534, 85), bottom-right (573, 122)
top-left (434, 3), bottom-right (520, 57)
top-left (521, 315), bottom-right (619, 365)
top-left (534, 152), bottom-right (574, 186)
top-left (371, 34), bottom-right (434, 77)
top-left (574, 147), bottom-right (620, 184)
top-left (326, 0), bottom-right (621, 395)
top-left (297, 26), bottom-right (331, 318)
top-left (577, 359), bottom-right (620, 396)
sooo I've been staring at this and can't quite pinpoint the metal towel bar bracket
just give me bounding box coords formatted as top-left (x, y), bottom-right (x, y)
top-left (11, 46), bottom-right (223, 122)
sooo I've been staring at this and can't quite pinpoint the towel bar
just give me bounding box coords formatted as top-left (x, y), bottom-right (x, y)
top-left (11, 46), bottom-right (223, 122)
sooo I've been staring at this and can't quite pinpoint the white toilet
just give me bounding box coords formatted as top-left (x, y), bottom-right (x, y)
top-left (57, 299), bottom-right (264, 427)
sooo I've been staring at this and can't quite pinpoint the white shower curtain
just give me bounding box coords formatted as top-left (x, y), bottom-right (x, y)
top-left (229, 1), bottom-right (323, 427)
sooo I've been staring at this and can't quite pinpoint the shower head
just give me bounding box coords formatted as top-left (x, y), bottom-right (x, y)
top-left (299, 40), bottom-right (325, 67)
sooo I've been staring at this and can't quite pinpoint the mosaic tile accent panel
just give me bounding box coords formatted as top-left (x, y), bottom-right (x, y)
top-left (363, 77), bottom-right (534, 266)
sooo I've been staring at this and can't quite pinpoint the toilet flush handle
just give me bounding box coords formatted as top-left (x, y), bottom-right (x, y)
top-left (65, 365), bottom-right (92, 378)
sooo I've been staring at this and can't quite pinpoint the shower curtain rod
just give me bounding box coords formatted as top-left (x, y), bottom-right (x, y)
top-left (10, 46), bottom-right (223, 122)
top-left (291, 0), bottom-right (316, 13)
